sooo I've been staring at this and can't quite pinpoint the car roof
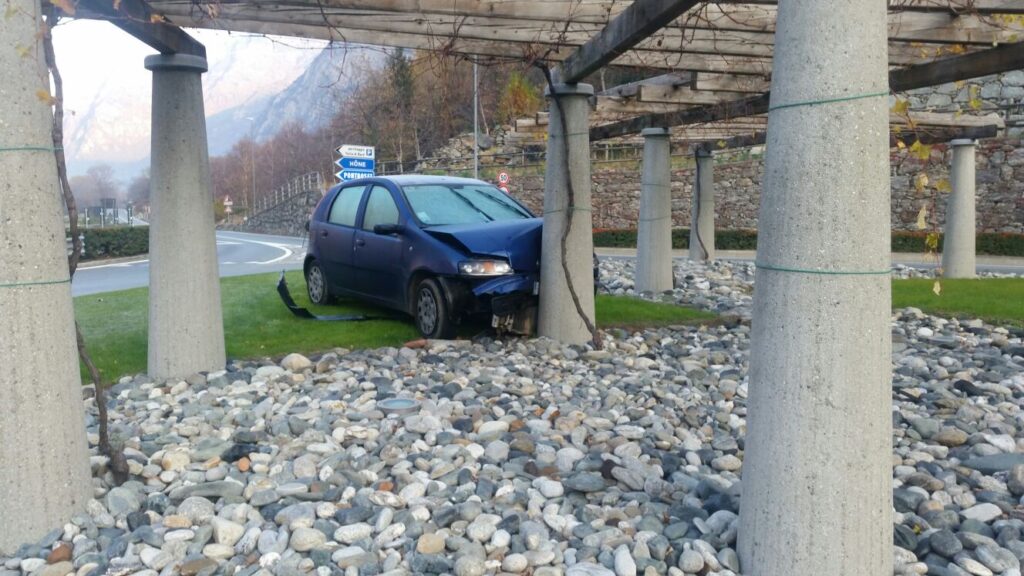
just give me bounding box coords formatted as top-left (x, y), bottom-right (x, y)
top-left (353, 175), bottom-right (494, 187)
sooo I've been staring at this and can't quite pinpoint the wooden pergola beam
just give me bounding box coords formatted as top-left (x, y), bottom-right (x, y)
top-left (558, 0), bottom-right (701, 83)
top-left (74, 0), bottom-right (206, 56)
top-left (692, 122), bottom-right (1000, 153)
top-left (692, 72), bottom-right (771, 93)
top-left (600, 72), bottom-right (693, 98)
top-left (710, 0), bottom-right (1024, 14)
top-left (593, 40), bottom-right (1024, 140)
top-left (891, 40), bottom-right (1024, 92)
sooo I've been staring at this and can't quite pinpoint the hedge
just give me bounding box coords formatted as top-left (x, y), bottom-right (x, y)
top-left (593, 228), bottom-right (1024, 257)
top-left (76, 227), bottom-right (149, 261)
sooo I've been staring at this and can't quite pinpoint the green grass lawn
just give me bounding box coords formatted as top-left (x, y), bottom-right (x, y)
top-left (596, 294), bottom-right (717, 328)
top-left (892, 278), bottom-right (1024, 327)
top-left (75, 271), bottom-right (716, 381)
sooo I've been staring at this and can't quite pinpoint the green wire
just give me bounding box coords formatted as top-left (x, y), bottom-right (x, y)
top-left (0, 146), bottom-right (62, 153)
top-left (769, 91), bottom-right (889, 113)
top-left (544, 207), bottom-right (592, 215)
top-left (0, 278), bottom-right (72, 289)
top-left (756, 261), bottom-right (891, 276)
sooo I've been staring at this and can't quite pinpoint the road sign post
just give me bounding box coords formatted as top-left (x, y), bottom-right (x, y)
top-left (497, 171), bottom-right (512, 195)
top-left (334, 145), bottom-right (376, 182)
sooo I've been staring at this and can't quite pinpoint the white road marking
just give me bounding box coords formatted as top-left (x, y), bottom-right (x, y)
top-left (225, 235), bottom-right (295, 265)
top-left (79, 259), bottom-right (149, 270)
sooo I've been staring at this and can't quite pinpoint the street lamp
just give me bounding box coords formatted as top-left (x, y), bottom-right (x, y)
top-left (245, 117), bottom-right (256, 216)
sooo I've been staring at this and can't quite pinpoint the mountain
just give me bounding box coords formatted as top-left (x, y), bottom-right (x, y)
top-left (206, 44), bottom-right (384, 155)
top-left (54, 22), bottom-right (327, 180)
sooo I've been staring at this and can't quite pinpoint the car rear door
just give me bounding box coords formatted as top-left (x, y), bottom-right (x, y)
top-left (352, 184), bottom-right (405, 306)
top-left (318, 183), bottom-right (366, 294)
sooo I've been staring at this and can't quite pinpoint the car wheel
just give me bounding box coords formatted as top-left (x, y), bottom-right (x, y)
top-left (415, 278), bottom-right (455, 339)
top-left (305, 260), bottom-right (333, 305)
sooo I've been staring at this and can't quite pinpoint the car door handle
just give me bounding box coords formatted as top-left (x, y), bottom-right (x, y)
top-left (320, 230), bottom-right (329, 237)
top-left (355, 238), bottom-right (366, 246)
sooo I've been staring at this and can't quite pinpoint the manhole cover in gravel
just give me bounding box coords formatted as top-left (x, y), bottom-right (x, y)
top-left (378, 398), bottom-right (420, 415)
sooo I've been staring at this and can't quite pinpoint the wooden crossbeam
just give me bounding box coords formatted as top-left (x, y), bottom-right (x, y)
top-left (693, 123), bottom-right (1000, 153)
top-left (710, 0), bottom-right (1024, 14)
top-left (75, 0), bottom-right (205, 56)
top-left (891, 40), bottom-right (1024, 91)
top-left (194, 0), bottom-right (626, 24)
top-left (693, 72), bottom-right (771, 93)
top-left (660, 5), bottom-right (1024, 45)
top-left (593, 41), bottom-right (1024, 140)
top-left (600, 73), bottom-right (692, 98)
top-left (558, 0), bottom-right (701, 83)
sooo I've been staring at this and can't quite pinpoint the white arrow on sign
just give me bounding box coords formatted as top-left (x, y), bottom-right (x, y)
top-left (335, 145), bottom-right (375, 159)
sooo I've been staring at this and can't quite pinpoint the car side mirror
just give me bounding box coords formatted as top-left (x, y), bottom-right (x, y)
top-left (373, 223), bottom-right (403, 235)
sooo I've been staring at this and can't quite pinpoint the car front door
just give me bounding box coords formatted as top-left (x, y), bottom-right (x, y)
top-left (353, 185), bottom-right (405, 306)
top-left (318, 184), bottom-right (366, 294)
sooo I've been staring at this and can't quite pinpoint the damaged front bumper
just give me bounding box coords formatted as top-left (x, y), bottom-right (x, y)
top-left (438, 272), bottom-right (539, 335)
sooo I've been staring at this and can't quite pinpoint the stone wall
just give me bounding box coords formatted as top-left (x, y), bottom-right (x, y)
top-left (239, 190), bottom-right (322, 237)
top-left (498, 139), bottom-right (1024, 234)
top-left (237, 140), bottom-right (1024, 237)
top-left (905, 71), bottom-right (1024, 138)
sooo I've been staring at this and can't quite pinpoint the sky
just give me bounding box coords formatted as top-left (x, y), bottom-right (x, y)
top-left (50, 19), bottom-right (326, 176)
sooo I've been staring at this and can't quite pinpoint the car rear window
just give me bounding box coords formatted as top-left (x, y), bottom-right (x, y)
top-left (403, 184), bottom-right (532, 226)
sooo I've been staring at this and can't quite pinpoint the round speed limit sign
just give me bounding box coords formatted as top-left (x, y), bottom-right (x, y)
top-left (498, 172), bottom-right (510, 185)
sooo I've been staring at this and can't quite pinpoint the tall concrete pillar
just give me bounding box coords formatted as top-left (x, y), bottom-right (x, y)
top-left (689, 148), bottom-right (715, 261)
top-left (0, 0), bottom-right (92, 553)
top-left (738, 1), bottom-right (892, 574)
top-left (538, 83), bottom-right (596, 344)
top-left (635, 128), bottom-right (673, 293)
top-left (942, 139), bottom-right (977, 278)
top-left (146, 54), bottom-right (226, 379)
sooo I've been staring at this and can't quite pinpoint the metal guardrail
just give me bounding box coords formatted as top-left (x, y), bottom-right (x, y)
top-left (252, 172), bottom-right (323, 217)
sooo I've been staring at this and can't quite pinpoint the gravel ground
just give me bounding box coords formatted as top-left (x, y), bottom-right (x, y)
top-left (2, 259), bottom-right (1023, 576)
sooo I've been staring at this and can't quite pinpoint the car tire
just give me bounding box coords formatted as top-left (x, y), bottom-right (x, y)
top-left (415, 278), bottom-right (455, 339)
top-left (305, 260), bottom-right (333, 305)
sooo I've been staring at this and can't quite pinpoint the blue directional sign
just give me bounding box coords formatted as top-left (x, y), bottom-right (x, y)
top-left (334, 144), bottom-right (376, 182)
top-left (337, 157), bottom-right (376, 171)
top-left (335, 170), bottom-right (375, 181)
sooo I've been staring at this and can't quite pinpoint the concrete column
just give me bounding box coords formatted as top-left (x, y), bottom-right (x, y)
top-left (635, 128), bottom-right (673, 293)
top-left (538, 83), bottom-right (596, 344)
top-left (689, 149), bottom-right (715, 261)
top-left (738, 1), bottom-right (892, 574)
top-left (0, 0), bottom-right (92, 553)
top-left (146, 54), bottom-right (226, 379)
top-left (942, 139), bottom-right (977, 278)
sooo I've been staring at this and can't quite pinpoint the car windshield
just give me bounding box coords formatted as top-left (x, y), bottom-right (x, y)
top-left (403, 183), bottom-right (533, 226)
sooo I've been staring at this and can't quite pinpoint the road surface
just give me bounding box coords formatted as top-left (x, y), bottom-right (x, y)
top-left (73, 231), bottom-right (307, 297)
top-left (73, 233), bottom-right (1022, 297)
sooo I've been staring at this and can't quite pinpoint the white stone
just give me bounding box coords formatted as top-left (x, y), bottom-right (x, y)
top-left (281, 353), bottom-right (312, 371)
top-left (334, 523), bottom-right (373, 544)
top-left (211, 517), bottom-right (245, 546)
top-left (614, 545), bottom-right (637, 576)
top-left (962, 503), bottom-right (1003, 523)
top-left (534, 478), bottom-right (565, 498)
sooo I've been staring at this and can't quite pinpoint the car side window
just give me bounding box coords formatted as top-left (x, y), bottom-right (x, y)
top-left (328, 185), bottom-right (365, 227)
top-left (361, 186), bottom-right (400, 230)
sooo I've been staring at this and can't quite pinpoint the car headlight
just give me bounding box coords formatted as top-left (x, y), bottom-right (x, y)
top-left (459, 260), bottom-right (513, 276)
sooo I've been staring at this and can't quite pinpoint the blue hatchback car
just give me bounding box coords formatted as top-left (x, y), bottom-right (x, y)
top-left (305, 175), bottom-right (546, 338)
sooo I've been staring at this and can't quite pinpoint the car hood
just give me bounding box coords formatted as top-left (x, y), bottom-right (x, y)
top-left (424, 218), bottom-right (542, 272)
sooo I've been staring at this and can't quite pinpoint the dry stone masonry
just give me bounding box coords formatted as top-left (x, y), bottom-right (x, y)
top-left (500, 140), bottom-right (1024, 234)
